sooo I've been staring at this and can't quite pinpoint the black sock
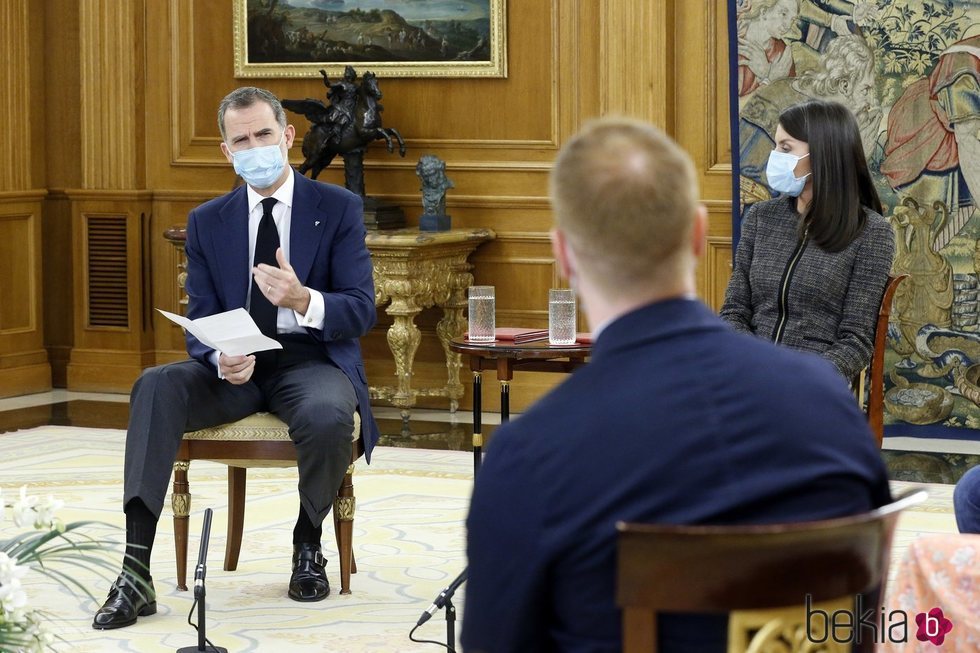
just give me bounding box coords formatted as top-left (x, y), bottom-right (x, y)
top-left (123, 498), bottom-right (157, 582)
top-left (292, 505), bottom-right (322, 546)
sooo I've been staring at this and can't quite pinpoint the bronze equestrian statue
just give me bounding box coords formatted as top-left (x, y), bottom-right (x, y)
top-left (282, 66), bottom-right (406, 197)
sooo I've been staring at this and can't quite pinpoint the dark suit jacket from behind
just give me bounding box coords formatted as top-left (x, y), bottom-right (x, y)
top-left (462, 299), bottom-right (892, 653)
top-left (182, 170), bottom-right (379, 458)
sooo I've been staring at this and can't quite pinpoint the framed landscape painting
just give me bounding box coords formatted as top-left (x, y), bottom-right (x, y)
top-left (234, 0), bottom-right (507, 78)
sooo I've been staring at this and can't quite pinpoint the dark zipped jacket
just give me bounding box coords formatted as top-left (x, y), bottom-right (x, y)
top-left (720, 195), bottom-right (895, 380)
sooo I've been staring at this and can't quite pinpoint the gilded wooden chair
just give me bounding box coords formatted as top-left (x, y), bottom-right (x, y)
top-left (855, 274), bottom-right (908, 447)
top-left (616, 488), bottom-right (926, 653)
top-left (171, 411), bottom-right (363, 594)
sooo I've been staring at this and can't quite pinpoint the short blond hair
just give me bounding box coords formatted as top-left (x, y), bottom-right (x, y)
top-left (549, 118), bottom-right (699, 293)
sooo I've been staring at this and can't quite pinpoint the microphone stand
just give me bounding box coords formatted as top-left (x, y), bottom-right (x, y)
top-left (415, 567), bottom-right (467, 651)
top-left (444, 591), bottom-right (458, 650)
top-left (178, 508), bottom-right (227, 653)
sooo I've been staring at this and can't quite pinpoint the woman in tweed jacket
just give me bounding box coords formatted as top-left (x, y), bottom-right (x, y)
top-left (721, 100), bottom-right (895, 381)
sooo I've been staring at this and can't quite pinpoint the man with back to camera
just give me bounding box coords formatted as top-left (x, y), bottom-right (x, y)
top-left (462, 118), bottom-right (892, 652)
top-left (93, 86), bottom-right (379, 629)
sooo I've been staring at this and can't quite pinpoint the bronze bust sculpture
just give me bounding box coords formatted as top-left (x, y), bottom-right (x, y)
top-left (416, 154), bottom-right (454, 231)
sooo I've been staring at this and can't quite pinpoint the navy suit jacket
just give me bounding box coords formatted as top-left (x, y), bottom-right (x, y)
top-left (462, 299), bottom-right (892, 653)
top-left (183, 170), bottom-right (379, 458)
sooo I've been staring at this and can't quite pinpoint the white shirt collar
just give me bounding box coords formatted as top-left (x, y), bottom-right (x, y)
top-left (245, 168), bottom-right (295, 214)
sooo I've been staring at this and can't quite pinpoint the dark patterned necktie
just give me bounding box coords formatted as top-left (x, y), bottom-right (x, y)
top-left (249, 197), bottom-right (280, 338)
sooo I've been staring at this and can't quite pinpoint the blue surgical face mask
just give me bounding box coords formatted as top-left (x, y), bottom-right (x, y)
top-left (766, 150), bottom-right (810, 197)
top-left (230, 131), bottom-right (286, 189)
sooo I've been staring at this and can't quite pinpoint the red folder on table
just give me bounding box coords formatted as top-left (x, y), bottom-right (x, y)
top-left (576, 332), bottom-right (593, 345)
top-left (495, 327), bottom-right (549, 343)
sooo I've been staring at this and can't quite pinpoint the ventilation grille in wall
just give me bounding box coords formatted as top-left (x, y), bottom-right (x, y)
top-left (87, 215), bottom-right (129, 328)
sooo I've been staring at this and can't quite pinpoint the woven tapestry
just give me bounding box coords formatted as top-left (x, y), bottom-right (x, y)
top-left (731, 0), bottom-right (980, 439)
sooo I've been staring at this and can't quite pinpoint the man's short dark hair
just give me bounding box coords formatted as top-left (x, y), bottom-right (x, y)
top-left (217, 87), bottom-right (287, 141)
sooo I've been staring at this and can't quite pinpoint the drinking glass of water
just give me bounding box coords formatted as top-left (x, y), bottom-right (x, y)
top-left (467, 286), bottom-right (496, 342)
top-left (549, 288), bottom-right (576, 345)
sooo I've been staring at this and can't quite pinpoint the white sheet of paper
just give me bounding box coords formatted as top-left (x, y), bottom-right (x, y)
top-left (157, 308), bottom-right (283, 356)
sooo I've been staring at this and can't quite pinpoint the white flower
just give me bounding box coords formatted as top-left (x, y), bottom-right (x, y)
top-left (1, 485), bottom-right (117, 652)
top-left (33, 494), bottom-right (64, 531)
top-left (0, 577), bottom-right (29, 616)
top-left (15, 611), bottom-right (52, 653)
top-left (11, 485), bottom-right (38, 528)
top-left (0, 551), bottom-right (30, 585)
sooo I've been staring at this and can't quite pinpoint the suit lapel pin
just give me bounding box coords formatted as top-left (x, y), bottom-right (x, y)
top-left (314, 220), bottom-right (321, 227)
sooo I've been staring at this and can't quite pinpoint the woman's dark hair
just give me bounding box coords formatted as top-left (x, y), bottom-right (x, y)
top-left (778, 100), bottom-right (882, 252)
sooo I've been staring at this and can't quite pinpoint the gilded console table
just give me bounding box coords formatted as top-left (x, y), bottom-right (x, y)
top-left (164, 226), bottom-right (495, 416)
top-left (365, 227), bottom-right (495, 415)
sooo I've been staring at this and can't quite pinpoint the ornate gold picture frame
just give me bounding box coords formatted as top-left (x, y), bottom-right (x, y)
top-left (234, 0), bottom-right (506, 78)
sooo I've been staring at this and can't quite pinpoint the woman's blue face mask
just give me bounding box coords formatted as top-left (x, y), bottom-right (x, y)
top-left (766, 150), bottom-right (810, 197)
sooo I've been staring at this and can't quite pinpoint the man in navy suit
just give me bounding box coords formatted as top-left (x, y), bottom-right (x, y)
top-left (462, 119), bottom-right (892, 652)
top-left (94, 87), bottom-right (378, 629)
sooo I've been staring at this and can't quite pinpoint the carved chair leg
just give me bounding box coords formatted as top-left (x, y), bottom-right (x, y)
top-left (172, 460), bottom-right (191, 591)
top-left (334, 462), bottom-right (356, 595)
top-left (225, 466), bottom-right (247, 571)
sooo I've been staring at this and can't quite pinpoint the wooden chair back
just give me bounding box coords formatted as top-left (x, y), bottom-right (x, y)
top-left (616, 489), bottom-right (927, 653)
top-left (862, 274), bottom-right (908, 447)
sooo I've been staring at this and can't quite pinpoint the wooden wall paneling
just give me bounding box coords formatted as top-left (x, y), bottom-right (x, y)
top-left (0, 2), bottom-right (51, 397)
top-left (469, 235), bottom-right (557, 325)
top-left (43, 1), bottom-right (83, 387)
top-left (599, 0), bottom-right (672, 126)
top-left (44, 0), bottom-right (82, 191)
top-left (63, 1), bottom-right (153, 392)
top-left (556, 0), bottom-right (601, 139)
top-left (67, 192), bottom-right (154, 391)
top-left (42, 193), bottom-right (72, 387)
top-left (28, 2), bottom-right (47, 189)
top-left (79, 0), bottom-right (146, 190)
top-left (160, 0), bottom-right (562, 179)
top-left (700, 201), bottom-right (736, 311)
top-left (674, 0), bottom-right (734, 310)
top-left (0, 193), bottom-right (52, 398)
top-left (0, 0), bottom-right (32, 192)
top-left (1, 210), bottom-right (39, 331)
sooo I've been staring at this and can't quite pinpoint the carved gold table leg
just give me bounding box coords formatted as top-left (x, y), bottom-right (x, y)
top-left (436, 272), bottom-right (471, 413)
top-left (385, 296), bottom-right (422, 419)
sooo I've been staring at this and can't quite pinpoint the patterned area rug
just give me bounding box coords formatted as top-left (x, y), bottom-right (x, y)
top-left (0, 426), bottom-right (471, 653)
top-left (0, 426), bottom-right (960, 651)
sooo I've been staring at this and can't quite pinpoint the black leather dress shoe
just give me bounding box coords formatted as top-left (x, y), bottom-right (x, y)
top-left (92, 574), bottom-right (157, 630)
top-left (289, 543), bottom-right (330, 602)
